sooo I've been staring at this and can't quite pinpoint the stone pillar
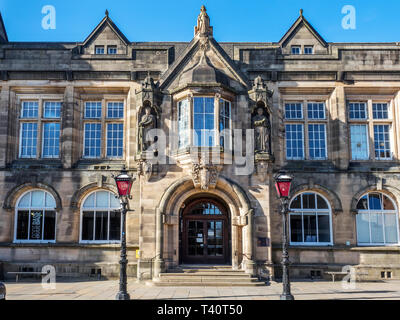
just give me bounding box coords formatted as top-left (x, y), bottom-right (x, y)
top-left (332, 85), bottom-right (349, 170)
top-left (62, 85), bottom-right (74, 168)
top-left (153, 208), bottom-right (165, 278)
top-left (244, 209), bottom-right (256, 275)
top-left (0, 85), bottom-right (10, 168)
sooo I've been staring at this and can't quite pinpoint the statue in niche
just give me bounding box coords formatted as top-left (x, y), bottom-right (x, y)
top-left (252, 106), bottom-right (271, 154)
top-left (138, 106), bottom-right (156, 153)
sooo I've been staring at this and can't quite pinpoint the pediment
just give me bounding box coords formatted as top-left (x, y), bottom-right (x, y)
top-left (279, 11), bottom-right (328, 55)
top-left (159, 37), bottom-right (250, 92)
top-left (81, 13), bottom-right (129, 55)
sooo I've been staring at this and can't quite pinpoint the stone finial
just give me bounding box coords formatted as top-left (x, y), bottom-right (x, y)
top-left (253, 76), bottom-right (266, 91)
top-left (194, 5), bottom-right (213, 37)
top-left (105, 9), bottom-right (109, 17)
top-left (300, 8), bottom-right (303, 16)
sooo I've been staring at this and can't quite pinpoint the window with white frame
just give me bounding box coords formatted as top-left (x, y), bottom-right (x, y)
top-left (107, 46), bottom-right (117, 54)
top-left (15, 190), bottom-right (57, 243)
top-left (95, 46), bottom-right (105, 54)
top-left (19, 101), bottom-right (62, 159)
top-left (83, 101), bottom-right (124, 159)
top-left (289, 192), bottom-right (332, 245)
top-left (285, 101), bottom-right (327, 160)
top-left (177, 96), bottom-right (231, 149)
top-left (291, 46), bottom-right (301, 55)
top-left (80, 190), bottom-right (121, 243)
top-left (304, 46), bottom-right (314, 55)
top-left (348, 101), bottom-right (393, 160)
top-left (356, 192), bottom-right (399, 246)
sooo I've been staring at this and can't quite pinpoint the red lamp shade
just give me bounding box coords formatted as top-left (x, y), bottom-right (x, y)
top-left (114, 172), bottom-right (133, 197)
top-left (274, 172), bottom-right (293, 198)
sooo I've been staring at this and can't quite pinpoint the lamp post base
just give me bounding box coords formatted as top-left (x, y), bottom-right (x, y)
top-left (116, 292), bottom-right (130, 300)
top-left (280, 293), bottom-right (294, 301)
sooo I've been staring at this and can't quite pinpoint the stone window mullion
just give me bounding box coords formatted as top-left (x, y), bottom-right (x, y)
top-left (37, 98), bottom-right (43, 159)
top-left (367, 99), bottom-right (374, 160)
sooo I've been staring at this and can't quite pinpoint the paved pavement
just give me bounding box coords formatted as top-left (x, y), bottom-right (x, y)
top-left (3, 279), bottom-right (400, 300)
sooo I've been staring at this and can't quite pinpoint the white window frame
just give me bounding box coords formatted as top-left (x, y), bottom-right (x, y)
top-left (107, 46), bottom-right (117, 54)
top-left (95, 46), bottom-right (105, 55)
top-left (350, 124), bottom-right (370, 160)
top-left (356, 193), bottom-right (400, 246)
top-left (304, 46), bottom-right (314, 55)
top-left (308, 123), bottom-right (327, 160)
top-left (79, 190), bottom-right (122, 244)
top-left (14, 189), bottom-right (57, 244)
top-left (285, 123), bottom-right (305, 160)
top-left (106, 122), bottom-right (124, 159)
top-left (289, 192), bottom-right (333, 246)
top-left (291, 46), bottom-right (301, 55)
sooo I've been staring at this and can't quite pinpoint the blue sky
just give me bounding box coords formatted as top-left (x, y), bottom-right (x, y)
top-left (0, 0), bottom-right (399, 43)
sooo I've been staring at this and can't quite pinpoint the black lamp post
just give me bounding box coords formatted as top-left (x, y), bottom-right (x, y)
top-left (274, 171), bottom-right (294, 301)
top-left (114, 168), bottom-right (133, 301)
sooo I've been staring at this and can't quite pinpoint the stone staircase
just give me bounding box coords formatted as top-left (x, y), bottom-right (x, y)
top-left (149, 265), bottom-right (266, 287)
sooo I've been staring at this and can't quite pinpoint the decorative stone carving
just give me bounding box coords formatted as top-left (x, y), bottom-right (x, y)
top-left (137, 159), bottom-right (154, 182)
top-left (252, 107), bottom-right (271, 155)
top-left (136, 73), bottom-right (161, 156)
top-left (138, 105), bottom-right (156, 153)
top-left (249, 76), bottom-right (273, 107)
top-left (194, 5), bottom-right (213, 37)
top-left (191, 157), bottom-right (221, 190)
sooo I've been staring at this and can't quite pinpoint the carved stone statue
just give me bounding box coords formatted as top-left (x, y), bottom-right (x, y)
top-left (138, 106), bottom-right (156, 153)
top-left (252, 107), bottom-right (271, 154)
top-left (195, 5), bottom-right (212, 36)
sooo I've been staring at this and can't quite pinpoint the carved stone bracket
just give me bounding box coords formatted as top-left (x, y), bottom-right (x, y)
top-left (191, 160), bottom-right (221, 190)
top-left (137, 159), bottom-right (156, 182)
top-left (232, 215), bottom-right (248, 227)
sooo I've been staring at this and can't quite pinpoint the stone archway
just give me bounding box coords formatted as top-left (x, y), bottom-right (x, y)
top-left (153, 175), bottom-right (256, 278)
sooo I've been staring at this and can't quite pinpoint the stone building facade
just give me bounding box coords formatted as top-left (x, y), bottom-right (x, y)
top-left (0, 7), bottom-right (399, 281)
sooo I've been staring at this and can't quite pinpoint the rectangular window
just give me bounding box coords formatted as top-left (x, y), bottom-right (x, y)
top-left (193, 97), bottom-right (215, 147)
top-left (350, 124), bottom-right (369, 160)
top-left (107, 102), bottom-right (124, 119)
top-left (82, 211), bottom-right (94, 241)
top-left (85, 102), bottom-right (102, 119)
top-left (285, 124), bottom-right (304, 160)
top-left (178, 99), bottom-right (190, 148)
top-left (307, 103), bottom-right (325, 119)
top-left (285, 103), bottom-right (303, 119)
top-left (304, 46), bottom-right (314, 55)
top-left (84, 123), bottom-right (102, 158)
top-left (374, 125), bottom-right (391, 159)
top-left (308, 124), bottom-right (327, 160)
top-left (43, 101), bottom-right (61, 118)
top-left (107, 46), bottom-right (117, 54)
top-left (95, 46), bottom-right (104, 54)
top-left (20, 123), bottom-right (38, 158)
top-left (291, 46), bottom-right (301, 55)
top-left (42, 123), bottom-right (60, 158)
top-left (21, 101), bottom-right (38, 119)
top-left (219, 99), bottom-right (231, 149)
top-left (372, 103), bottom-right (389, 119)
top-left (349, 102), bottom-right (367, 120)
top-left (106, 123), bottom-right (123, 158)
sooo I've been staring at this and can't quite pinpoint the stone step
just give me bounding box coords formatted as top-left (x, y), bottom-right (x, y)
top-left (150, 281), bottom-right (266, 287)
top-left (160, 273), bottom-right (253, 278)
top-left (159, 276), bottom-right (258, 282)
top-left (166, 270), bottom-right (249, 275)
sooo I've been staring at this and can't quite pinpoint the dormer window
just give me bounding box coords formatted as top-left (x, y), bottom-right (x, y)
top-left (107, 46), bottom-right (117, 54)
top-left (95, 46), bottom-right (105, 55)
top-left (304, 46), bottom-right (314, 55)
top-left (291, 46), bottom-right (301, 55)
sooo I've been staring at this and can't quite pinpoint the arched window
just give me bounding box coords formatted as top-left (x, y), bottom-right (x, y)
top-left (80, 190), bottom-right (121, 243)
top-left (356, 192), bottom-right (399, 245)
top-left (15, 190), bottom-right (57, 243)
top-left (289, 192), bottom-right (332, 245)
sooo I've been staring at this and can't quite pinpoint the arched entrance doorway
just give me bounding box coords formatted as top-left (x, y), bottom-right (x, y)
top-left (180, 197), bottom-right (230, 264)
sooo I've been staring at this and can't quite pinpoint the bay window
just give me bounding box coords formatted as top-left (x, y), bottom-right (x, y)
top-left (177, 96), bottom-right (232, 149)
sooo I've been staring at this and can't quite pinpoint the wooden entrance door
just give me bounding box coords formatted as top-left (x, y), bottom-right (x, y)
top-left (182, 199), bottom-right (229, 264)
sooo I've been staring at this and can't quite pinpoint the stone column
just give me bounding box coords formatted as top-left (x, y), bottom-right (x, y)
top-left (244, 209), bottom-right (256, 275)
top-left (153, 208), bottom-right (165, 278)
top-left (332, 85), bottom-right (349, 170)
top-left (0, 85), bottom-right (10, 168)
top-left (62, 85), bottom-right (74, 168)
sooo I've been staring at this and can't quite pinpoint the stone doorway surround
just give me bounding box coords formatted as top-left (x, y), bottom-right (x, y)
top-left (153, 176), bottom-right (256, 279)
